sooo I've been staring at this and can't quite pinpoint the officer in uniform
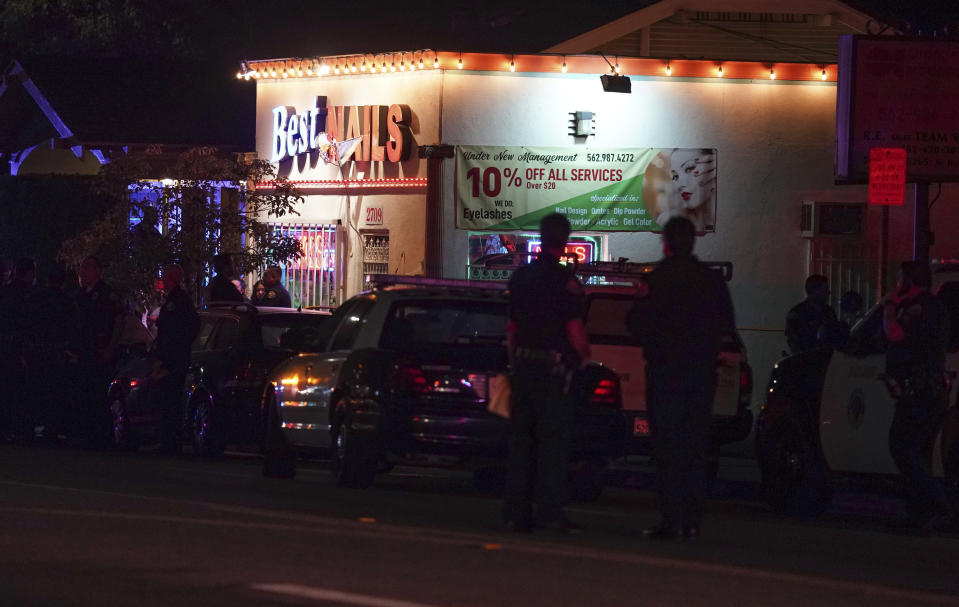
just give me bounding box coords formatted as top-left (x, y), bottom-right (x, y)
top-left (504, 213), bottom-right (591, 533)
top-left (260, 266), bottom-right (291, 308)
top-left (883, 261), bottom-right (953, 532)
top-left (0, 259), bottom-right (39, 441)
top-left (154, 264), bottom-right (199, 454)
top-left (207, 253), bottom-right (243, 302)
top-left (629, 217), bottom-right (735, 540)
top-left (785, 274), bottom-right (841, 354)
top-left (76, 256), bottom-right (122, 444)
top-left (34, 265), bottom-right (80, 440)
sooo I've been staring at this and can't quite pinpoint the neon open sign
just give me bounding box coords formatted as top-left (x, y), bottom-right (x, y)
top-left (527, 240), bottom-right (595, 263)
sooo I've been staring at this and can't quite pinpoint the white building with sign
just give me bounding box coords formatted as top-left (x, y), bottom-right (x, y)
top-left (244, 1), bottom-right (959, 445)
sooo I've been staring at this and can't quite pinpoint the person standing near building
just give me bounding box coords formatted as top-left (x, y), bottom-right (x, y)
top-left (785, 274), bottom-right (841, 354)
top-left (207, 253), bottom-right (243, 303)
top-left (504, 212), bottom-right (591, 534)
top-left (154, 264), bottom-right (199, 455)
top-left (883, 261), bottom-right (953, 533)
top-left (0, 259), bottom-right (39, 441)
top-left (260, 266), bottom-right (291, 307)
top-left (629, 217), bottom-right (735, 540)
top-left (76, 256), bottom-right (123, 445)
top-left (34, 265), bottom-right (81, 440)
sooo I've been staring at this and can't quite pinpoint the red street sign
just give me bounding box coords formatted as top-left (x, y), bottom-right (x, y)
top-left (868, 147), bottom-right (907, 205)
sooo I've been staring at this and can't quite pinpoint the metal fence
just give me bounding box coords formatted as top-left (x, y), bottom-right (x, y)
top-left (272, 223), bottom-right (339, 310)
top-left (808, 237), bottom-right (880, 313)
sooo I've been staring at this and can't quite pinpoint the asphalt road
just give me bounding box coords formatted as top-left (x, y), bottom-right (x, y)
top-left (1, 444), bottom-right (957, 607)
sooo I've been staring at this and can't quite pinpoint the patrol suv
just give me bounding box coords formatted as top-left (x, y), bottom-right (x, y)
top-left (262, 275), bottom-right (628, 491)
top-left (757, 269), bottom-right (959, 516)
top-left (577, 260), bottom-right (754, 456)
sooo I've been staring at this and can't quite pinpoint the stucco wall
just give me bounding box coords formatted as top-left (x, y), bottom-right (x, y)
top-left (437, 70), bottom-right (959, 449)
top-left (254, 68), bottom-right (959, 451)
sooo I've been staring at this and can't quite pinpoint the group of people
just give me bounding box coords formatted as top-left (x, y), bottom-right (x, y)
top-left (506, 211), bottom-right (954, 538)
top-left (506, 213), bottom-right (733, 538)
top-left (788, 264), bottom-right (954, 531)
top-left (208, 254), bottom-right (292, 308)
top-left (0, 251), bottom-right (294, 448)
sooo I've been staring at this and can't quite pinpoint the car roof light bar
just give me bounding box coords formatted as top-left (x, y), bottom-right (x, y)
top-left (365, 274), bottom-right (508, 291)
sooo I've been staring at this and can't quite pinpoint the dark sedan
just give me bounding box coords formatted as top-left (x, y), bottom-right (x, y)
top-left (108, 304), bottom-right (330, 454)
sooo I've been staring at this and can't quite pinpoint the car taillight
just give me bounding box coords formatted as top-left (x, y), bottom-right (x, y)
top-left (589, 377), bottom-right (620, 408)
top-left (392, 363), bottom-right (429, 395)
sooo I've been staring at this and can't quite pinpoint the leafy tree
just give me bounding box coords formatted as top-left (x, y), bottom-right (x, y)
top-left (59, 146), bottom-right (303, 304)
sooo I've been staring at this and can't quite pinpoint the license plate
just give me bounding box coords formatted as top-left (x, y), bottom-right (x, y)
top-left (633, 418), bottom-right (650, 436)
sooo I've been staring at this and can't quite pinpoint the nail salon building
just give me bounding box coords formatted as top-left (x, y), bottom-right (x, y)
top-left (244, 0), bottom-right (959, 438)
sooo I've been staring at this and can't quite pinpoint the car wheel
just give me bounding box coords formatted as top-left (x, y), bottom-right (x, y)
top-left (261, 386), bottom-right (296, 479)
top-left (330, 409), bottom-right (376, 489)
top-left (757, 418), bottom-right (832, 517)
top-left (569, 460), bottom-right (605, 503)
top-left (192, 395), bottom-right (225, 457)
top-left (108, 392), bottom-right (135, 451)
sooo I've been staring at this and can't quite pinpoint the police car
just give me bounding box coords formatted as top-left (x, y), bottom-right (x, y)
top-left (757, 266), bottom-right (959, 516)
top-left (577, 260), bottom-right (754, 455)
top-left (470, 256), bottom-right (754, 456)
top-left (261, 274), bottom-right (628, 492)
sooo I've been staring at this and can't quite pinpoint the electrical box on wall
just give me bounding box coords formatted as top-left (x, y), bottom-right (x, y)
top-left (800, 201), bottom-right (865, 238)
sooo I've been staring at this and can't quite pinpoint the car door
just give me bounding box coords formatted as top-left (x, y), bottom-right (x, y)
top-left (585, 292), bottom-right (646, 412)
top-left (819, 306), bottom-right (900, 475)
top-left (276, 297), bottom-right (377, 448)
top-left (191, 313), bottom-right (243, 404)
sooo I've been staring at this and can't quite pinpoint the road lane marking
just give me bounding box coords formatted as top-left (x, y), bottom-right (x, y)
top-left (2, 504), bottom-right (957, 604)
top-left (3, 481), bottom-right (958, 604)
top-left (251, 584), bottom-right (445, 607)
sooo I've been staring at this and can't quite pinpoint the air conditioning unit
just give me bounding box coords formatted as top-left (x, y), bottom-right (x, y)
top-left (800, 200), bottom-right (865, 238)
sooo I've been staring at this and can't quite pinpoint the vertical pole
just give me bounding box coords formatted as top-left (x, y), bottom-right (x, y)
top-left (914, 181), bottom-right (931, 263)
top-left (879, 204), bottom-right (890, 297)
top-left (419, 145), bottom-right (454, 278)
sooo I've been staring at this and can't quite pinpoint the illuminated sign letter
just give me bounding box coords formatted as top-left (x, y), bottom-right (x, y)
top-left (286, 115), bottom-right (299, 159)
top-left (271, 106), bottom-right (289, 162)
top-left (386, 104), bottom-right (412, 163)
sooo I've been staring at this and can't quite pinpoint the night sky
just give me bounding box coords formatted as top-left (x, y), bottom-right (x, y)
top-left (3, 0), bottom-right (959, 68)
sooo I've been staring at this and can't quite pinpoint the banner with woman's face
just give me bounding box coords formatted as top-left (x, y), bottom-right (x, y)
top-left (455, 146), bottom-right (717, 233)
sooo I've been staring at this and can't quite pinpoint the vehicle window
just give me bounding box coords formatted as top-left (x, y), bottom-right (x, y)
top-left (329, 298), bottom-right (376, 351)
top-left (192, 317), bottom-right (218, 351)
top-left (380, 299), bottom-right (508, 349)
top-left (259, 314), bottom-right (331, 351)
top-left (209, 318), bottom-right (240, 350)
top-left (585, 294), bottom-right (635, 345)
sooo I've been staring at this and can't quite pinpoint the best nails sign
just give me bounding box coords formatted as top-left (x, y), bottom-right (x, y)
top-left (271, 96), bottom-right (412, 164)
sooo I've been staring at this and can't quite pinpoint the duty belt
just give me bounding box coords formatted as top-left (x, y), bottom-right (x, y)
top-left (514, 347), bottom-right (562, 365)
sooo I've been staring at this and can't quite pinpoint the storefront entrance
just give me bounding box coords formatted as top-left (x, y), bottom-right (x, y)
top-left (272, 223), bottom-right (340, 310)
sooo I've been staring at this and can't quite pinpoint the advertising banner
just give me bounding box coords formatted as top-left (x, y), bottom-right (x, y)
top-left (455, 146), bottom-right (717, 232)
